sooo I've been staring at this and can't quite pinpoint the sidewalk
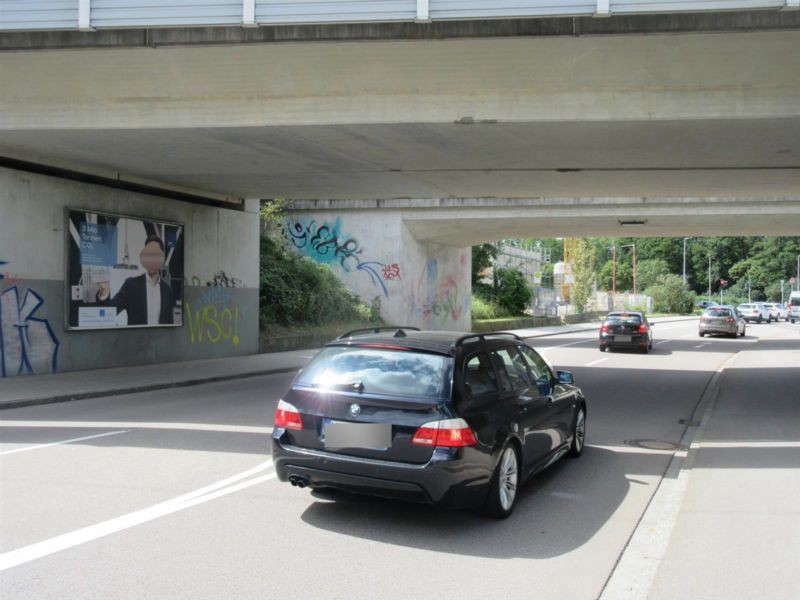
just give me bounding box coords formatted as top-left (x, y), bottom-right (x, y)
top-left (601, 319), bottom-right (800, 600)
top-left (0, 316), bottom-right (696, 410)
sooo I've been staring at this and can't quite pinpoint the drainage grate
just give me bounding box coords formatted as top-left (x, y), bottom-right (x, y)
top-left (624, 439), bottom-right (685, 451)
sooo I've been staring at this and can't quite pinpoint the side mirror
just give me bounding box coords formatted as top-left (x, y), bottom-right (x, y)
top-left (557, 370), bottom-right (574, 385)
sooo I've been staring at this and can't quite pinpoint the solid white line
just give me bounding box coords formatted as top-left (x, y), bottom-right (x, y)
top-left (699, 441), bottom-right (800, 449)
top-left (0, 430), bottom-right (129, 456)
top-left (0, 460), bottom-right (275, 572)
top-left (693, 343), bottom-right (710, 349)
top-left (585, 357), bottom-right (610, 367)
top-left (655, 340), bottom-right (670, 345)
top-left (0, 421), bottom-right (273, 435)
top-left (549, 338), bottom-right (593, 349)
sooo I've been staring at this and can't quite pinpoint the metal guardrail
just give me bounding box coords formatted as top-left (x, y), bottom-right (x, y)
top-left (1, 0), bottom-right (797, 32)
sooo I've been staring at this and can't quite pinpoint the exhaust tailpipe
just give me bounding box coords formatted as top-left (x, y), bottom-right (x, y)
top-left (289, 475), bottom-right (310, 488)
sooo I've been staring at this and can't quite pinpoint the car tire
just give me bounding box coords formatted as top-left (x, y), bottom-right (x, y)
top-left (758, 316), bottom-right (762, 323)
top-left (768, 316), bottom-right (772, 324)
top-left (599, 345), bottom-right (606, 352)
top-left (641, 345), bottom-right (649, 354)
top-left (483, 444), bottom-right (520, 519)
top-left (740, 327), bottom-right (746, 337)
top-left (568, 406), bottom-right (586, 459)
top-left (699, 332), bottom-right (705, 337)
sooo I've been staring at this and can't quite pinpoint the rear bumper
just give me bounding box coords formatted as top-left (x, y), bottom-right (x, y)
top-left (599, 333), bottom-right (648, 348)
top-left (272, 433), bottom-right (494, 509)
top-left (699, 324), bottom-right (736, 334)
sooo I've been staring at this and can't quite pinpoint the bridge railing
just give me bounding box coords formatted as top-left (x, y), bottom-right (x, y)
top-left (1, 0), bottom-right (797, 31)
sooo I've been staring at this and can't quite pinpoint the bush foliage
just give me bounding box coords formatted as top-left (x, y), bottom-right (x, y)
top-left (259, 236), bottom-right (376, 328)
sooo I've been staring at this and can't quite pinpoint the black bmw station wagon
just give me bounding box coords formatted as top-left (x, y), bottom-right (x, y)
top-left (272, 327), bottom-right (587, 518)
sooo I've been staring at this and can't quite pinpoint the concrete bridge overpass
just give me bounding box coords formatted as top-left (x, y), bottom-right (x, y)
top-left (1, 4), bottom-right (799, 374)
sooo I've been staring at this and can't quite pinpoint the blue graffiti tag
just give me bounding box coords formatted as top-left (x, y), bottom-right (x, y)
top-left (284, 218), bottom-right (389, 297)
top-left (0, 284), bottom-right (60, 377)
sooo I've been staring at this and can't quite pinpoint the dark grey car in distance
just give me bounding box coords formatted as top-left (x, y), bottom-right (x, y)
top-left (272, 327), bottom-right (587, 518)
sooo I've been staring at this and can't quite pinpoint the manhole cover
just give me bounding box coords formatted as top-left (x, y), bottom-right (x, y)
top-left (624, 439), bottom-right (684, 451)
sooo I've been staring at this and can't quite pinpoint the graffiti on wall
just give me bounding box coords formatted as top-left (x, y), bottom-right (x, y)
top-left (191, 271), bottom-right (242, 288)
top-left (406, 252), bottom-right (470, 328)
top-left (0, 260), bottom-right (23, 286)
top-left (283, 218), bottom-right (398, 297)
top-left (186, 286), bottom-right (241, 347)
top-left (0, 265), bottom-right (60, 377)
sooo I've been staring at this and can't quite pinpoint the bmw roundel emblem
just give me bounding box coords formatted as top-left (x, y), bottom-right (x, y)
top-left (349, 403), bottom-right (361, 417)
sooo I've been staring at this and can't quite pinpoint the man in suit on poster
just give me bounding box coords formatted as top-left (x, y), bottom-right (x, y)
top-left (96, 235), bottom-right (174, 325)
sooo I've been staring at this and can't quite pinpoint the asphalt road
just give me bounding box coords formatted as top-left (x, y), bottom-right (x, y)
top-left (1, 318), bottom-right (798, 599)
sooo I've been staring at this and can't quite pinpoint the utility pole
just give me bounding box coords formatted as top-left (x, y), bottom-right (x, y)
top-left (781, 279), bottom-right (785, 304)
top-left (708, 254), bottom-right (712, 301)
top-left (622, 243), bottom-right (637, 296)
top-left (797, 254), bottom-right (800, 291)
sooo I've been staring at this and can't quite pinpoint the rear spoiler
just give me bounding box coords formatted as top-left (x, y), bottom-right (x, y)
top-left (337, 326), bottom-right (421, 340)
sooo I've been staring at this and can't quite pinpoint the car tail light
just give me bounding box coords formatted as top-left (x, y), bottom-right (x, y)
top-left (274, 400), bottom-right (303, 430)
top-left (412, 418), bottom-right (477, 447)
top-left (728, 317), bottom-right (735, 323)
top-left (638, 324), bottom-right (648, 333)
top-left (601, 324), bottom-right (609, 332)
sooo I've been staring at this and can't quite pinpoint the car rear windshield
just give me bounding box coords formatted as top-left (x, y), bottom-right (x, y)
top-left (704, 308), bottom-right (732, 317)
top-left (739, 304), bottom-right (755, 309)
top-left (295, 346), bottom-right (449, 401)
top-left (607, 314), bottom-right (642, 325)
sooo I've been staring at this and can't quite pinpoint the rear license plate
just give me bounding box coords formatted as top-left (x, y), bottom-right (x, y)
top-left (324, 420), bottom-right (391, 450)
top-left (614, 335), bottom-right (632, 342)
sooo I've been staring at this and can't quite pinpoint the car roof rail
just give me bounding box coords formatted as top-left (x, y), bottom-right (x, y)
top-left (452, 331), bottom-right (523, 348)
top-left (336, 326), bottom-right (421, 340)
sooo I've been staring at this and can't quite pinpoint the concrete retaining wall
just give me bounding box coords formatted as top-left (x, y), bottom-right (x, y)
top-left (0, 166), bottom-right (260, 377)
top-left (282, 208), bottom-right (471, 331)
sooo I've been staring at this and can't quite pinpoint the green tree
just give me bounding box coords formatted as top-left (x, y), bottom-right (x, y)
top-left (472, 243), bottom-right (498, 285)
top-left (494, 267), bottom-right (531, 315)
top-left (636, 258), bottom-right (671, 291)
top-left (571, 239), bottom-right (594, 312)
top-left (645, 274), bottom-right (695, 314)
top-left (597, 259), bottom-right (633, 292)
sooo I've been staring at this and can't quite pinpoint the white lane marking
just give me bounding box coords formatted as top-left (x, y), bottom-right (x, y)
top-left (655, 340), bottom-right (670, 345)
top-left (699, 441), bottom-right (800, 449)
top-left (693, 343), bottom-right (710, 349)
top-left (585, 357), bottom-right (610, 367)
top-left (0, 421), bottom-right (273, 435)
top-left (0, 430), bottom-right (129, 456)
top-left (0, 460), bottom-right (275, 572)
top-left (547, 338), bottom-right (594, 350)
top-left (654, 324), bottom-right (696, 331)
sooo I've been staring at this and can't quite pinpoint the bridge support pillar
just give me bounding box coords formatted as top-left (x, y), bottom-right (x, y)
top-left (282, 207), bottom-right (471, 331)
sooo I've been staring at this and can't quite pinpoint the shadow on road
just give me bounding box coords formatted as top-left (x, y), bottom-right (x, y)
top-left (299, 446), bottom-right (667, 559)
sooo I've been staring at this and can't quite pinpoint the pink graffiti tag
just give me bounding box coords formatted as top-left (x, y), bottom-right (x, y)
top-left (381, 263), bottom-right (402, 281)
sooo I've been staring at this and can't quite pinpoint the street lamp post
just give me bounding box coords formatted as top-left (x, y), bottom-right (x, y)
top-left (622, 243), bottom-right (637, 297)
top-left (610, 245), bottom-right (617, 309)
top-left (797, 255), bottom-right (800, 291)
top-left (708, 254), bottom-right (712, 301)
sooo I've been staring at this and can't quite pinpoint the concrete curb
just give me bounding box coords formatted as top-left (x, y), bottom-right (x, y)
top-left (0, 316), bottom-right (698, 411)
top-left (0, 366), bottom-right (300, 411)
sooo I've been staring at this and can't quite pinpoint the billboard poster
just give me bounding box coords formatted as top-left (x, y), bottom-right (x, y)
top-left (66, 209), bottom-right (184, 330)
